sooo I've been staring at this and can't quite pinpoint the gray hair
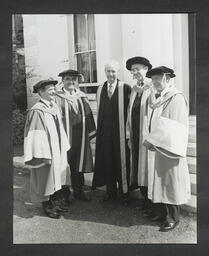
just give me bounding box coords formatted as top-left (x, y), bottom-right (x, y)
top-left (104, 59), bottom-right (121, 71)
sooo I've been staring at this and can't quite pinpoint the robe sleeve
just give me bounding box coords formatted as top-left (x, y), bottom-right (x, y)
top-left (96, 85), bottom-right (103, 113)
top-left (125, 84), bottom-right (132, 140)
top-left (83, 98), bottom-right (96, 140)
top-left (24, 110), bottom-right (52, 166)
top-left (54, 95), bottom-right (64, 118)
top-left (126, 104), bottom-right (131, 139)
top-left (146, 94), bottom-right (189, 157)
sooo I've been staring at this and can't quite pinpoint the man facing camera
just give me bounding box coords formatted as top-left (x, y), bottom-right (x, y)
top-left (55, 69), bottom-right (96, 202)
top-left (144, 66), bottom-right (191, 232)
top-left (92, 60), bottom-right (131, 206)
top-left (24, 79), bottom-right (70, 218)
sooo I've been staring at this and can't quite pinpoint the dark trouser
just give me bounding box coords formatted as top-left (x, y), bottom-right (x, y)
top-left (54, 147), bottom-right (85, 200)
top-left (155, 203), bottom-right (180, 222)
top-left (139, 186), bottom-right (153, 209)
top-left (140, 186), bottom-right (148, 198)
top-left (101, 136), bottom-right (127, 198)
top-left (68, 148), bottom-right (84, 194)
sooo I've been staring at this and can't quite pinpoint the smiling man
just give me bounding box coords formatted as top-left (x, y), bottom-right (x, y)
top-left (92, 60), bottom-right (131, 206)
top-left (125, 56), bottom-right (153, 214)
top-left (24, 79), bottom-right (70, 219)
top-left (55, 69), bottom-right (96, 203)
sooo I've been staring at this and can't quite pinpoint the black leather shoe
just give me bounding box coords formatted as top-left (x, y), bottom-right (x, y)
top-left (122, 197), bottom-right (129, 207)
top-left (159, 221), bottom-right (179, 232)
top-left (43, 206), bottom-right (61, 219)
top-left (59, 198), bottom-right (71, 209)
top-left (74, 191), bottom-right (90, 202)
top-left (142, 209), bottom-right (153, 217)
top-left (100, 194), bottom-right (117, 203)
top-left (135, 204), bottom-right (146, 211)
top-left (51, 199), bottom-right (69, 212)
top-left (57, 204), bottom-right (69, 212)
top-left (149, 215), bottom-right (165, 222)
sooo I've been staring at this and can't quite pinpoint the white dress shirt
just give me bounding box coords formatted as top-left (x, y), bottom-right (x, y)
top-left (107, 79), bottom-right (117, 96)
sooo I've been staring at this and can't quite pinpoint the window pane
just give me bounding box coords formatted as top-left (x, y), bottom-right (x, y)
top-left (90, 51), bottom-right (97, 83)
top-left (76, 53), bottom-right (90, 83)
top-left (87, 15), bottom-right (96, 50)
top-left (74, 14), bottom-right (88, 52)
top-left (80, 86), bottom-right (98, 94)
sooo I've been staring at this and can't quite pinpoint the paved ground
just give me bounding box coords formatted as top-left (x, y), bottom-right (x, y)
top-left (13, 167), bottom-right (197, 244)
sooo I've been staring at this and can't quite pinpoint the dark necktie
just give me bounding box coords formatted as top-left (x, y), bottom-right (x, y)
top-left (149, 93), bottom-right (161, 132)
top-left (155, 93), bottom-right (161, 99)
top-left (108, 84), bottom-right (114, 99)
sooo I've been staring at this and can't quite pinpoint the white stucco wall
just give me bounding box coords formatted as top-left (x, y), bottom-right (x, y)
top-left (94, 14), bottom-right (124, 84)
top-left (121, 13), bottom-right (189, 100)
top-left (95, 13), bottom-right (189, 100)
top-left (23, 13), bottom-right (189, 108)
top-left (23, 14), bottom-right (70, 108)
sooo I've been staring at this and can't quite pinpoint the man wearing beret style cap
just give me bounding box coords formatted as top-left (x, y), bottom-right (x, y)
top-left (143, 66), bottom-right (191, 231)
top-left (126, 56), bottom-right (153, 214)
top-left (24, 79), bottom-right (70, 219)
top-left (55, 69), bottom-right (96, 202)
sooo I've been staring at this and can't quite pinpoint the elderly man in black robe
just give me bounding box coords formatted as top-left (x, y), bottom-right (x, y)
top-left (92, 60), bottom-right (131, 205)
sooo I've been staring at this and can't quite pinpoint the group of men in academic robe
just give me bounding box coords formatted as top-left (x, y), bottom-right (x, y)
top-left (24, 57), bottom-right (191, 232)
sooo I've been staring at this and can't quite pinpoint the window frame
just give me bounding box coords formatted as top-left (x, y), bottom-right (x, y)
top-left (73, 14), bottom-right (98, 86)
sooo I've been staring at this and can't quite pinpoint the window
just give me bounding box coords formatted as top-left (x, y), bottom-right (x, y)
top-left (73, 14), bottom-right (97, 85)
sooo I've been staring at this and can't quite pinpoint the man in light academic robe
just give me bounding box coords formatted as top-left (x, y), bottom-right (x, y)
top-left (24, 79), bottom-right (70, 219)
top-left (125, 56), bottom-right (153, 213)
top-left (55, 69), bottom-right (96, 202)
top-left (92, 60), bottom-right (131, 206)
top-left (143, 66), bottom-right (191, 232)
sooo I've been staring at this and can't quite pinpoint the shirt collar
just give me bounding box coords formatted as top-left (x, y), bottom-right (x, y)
top-left (107, 79), bottom-right (117, 89)
top-left (63, 87), bottom-right (77, 96)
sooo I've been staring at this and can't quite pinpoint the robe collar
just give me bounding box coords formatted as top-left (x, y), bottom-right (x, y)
top-left (55, 87), bottom-right (87, 101)
top-left (148, 84), bottom-right (181, 109)
top-left (30, 100), bottom-right (59, 116)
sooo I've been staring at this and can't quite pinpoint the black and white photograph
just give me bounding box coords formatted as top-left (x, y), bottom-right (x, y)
top-left (12, 13), bottom-right (197, 244)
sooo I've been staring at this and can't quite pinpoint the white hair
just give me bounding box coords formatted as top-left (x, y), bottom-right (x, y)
top-left (104, 59), bottom-right (121, 71)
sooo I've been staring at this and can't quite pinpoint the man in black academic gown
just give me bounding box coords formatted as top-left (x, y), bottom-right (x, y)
top-left (125, 56), bottom-right (153, 215)
top-left (55, 69), bottom-right (96, 203)
top-left (92, 60), bottom-right (131, 205)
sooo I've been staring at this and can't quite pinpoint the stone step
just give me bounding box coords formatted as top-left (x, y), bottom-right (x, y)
top-left (181, 194), bottom-right (196, 213)
top-left (188, 133), bottom-right (196, 143)
top-left (189, 115), bottom-right (196, 123)
top-left (188, 120), bottom-right (196, 143)
top-left (188, 115), bottom-right (196, 143)
top-left (187, 142), bottom-right (196, 157)
top-left (189, 123), bottom-right (196, 134)
top-left (190, 173), bottom-right (196, 195)
top-left (13, 156), bottom-right (25, 169)
top-left (189, 120), bottom-right (196, 127)
top-left (187, 156), bottom-right (196, 174)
